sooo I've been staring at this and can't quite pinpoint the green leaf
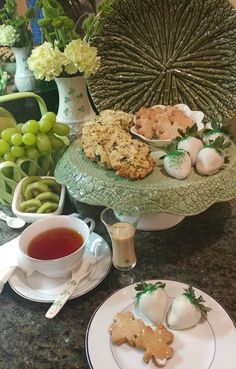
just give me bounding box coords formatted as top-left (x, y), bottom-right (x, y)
top-left (135, 281), bottom-right (166, 302)
top-left (183, 286), bottom-right (211, 318)
top-left (164, 141), bottom-right (177, 154)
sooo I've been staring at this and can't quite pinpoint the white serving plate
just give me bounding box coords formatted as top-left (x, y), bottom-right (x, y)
top-left (86, 279), bottom-right (236, 369)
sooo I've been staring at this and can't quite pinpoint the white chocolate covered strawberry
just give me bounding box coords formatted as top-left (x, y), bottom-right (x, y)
top-left (135, 281), bottom-right (169, 325)
top-left (203, 119), bottom-right (231, 145)
top-left (202, 129), bottom-right (230, 145)
top-left (163, 149), bottom-right (191, 179)
top-left (167, 285), bottom-right (211, 330)
top-left (177, 123), bottom-right (203, 165)
top-left (196, 147), bottom-right (224, 175)
top-left (196, 136), bottom-right (230, 176)
top-left (178, 136), bottom-right (203, 166)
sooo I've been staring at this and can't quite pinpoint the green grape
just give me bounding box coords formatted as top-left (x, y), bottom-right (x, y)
top-left (26, 147), bottom-right (40, 160)
top-left (42, 112), bottom-right (56, 124)
top-left (11, 133), bottom-right (23, 146)
top-left (49, 134), bottom-right (65, 150)
top-left (0, 139), bottom-right (10, 154)
top-left (4, 152), bottom-right (15, 161)
top-left (1, 127), bottom-right (18, 143)
top-left (21, 122), bottom-right (29, 134)
top-left (39, 117), bottom-right (53, 133)
top-left (22, 133), bottom-right (37, 146)
top-left (36, 133), bottom-right (52, 153)
top-left (17, 123), bottom-right (24, 133)
top-left (26, 120), bottom-right (40, 134)
top-left (53, 122), bottom-right (70, 136)
top-left (11, 145), bottom-right (25, 158)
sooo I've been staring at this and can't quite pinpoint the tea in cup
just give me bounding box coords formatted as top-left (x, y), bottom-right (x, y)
top-left (18, 215), bottom-right (95, 278)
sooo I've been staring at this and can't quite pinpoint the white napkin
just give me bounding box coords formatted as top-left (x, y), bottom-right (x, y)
top-left (0, 236), bottom-right (33, 293)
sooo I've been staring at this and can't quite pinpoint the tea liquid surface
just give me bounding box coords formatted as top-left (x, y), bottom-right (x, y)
top-left (28, 227), bottom-right (84, 260)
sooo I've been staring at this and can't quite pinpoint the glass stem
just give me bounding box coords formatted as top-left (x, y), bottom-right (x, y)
top-left (118, 270), bottom-right (134, 286)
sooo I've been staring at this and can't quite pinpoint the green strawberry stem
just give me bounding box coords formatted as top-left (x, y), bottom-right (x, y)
top-left (177, 123), bottom-right (199, 139)
top-left (206, 117), bottom-right (231, 135)
top-left (135, 281), bottom-right (166, 302)
top-left (205, 135), bottom-right (230, 151)
top-left (183, 286), bottom-right (211, 318)
top-left (204, 135), bottom-right (231, 164)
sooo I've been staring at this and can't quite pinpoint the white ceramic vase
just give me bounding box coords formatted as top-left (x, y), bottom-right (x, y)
top-left (12, 47), bottom-right (36, 92)
top-left (55, 75), bottom-right (95, 127)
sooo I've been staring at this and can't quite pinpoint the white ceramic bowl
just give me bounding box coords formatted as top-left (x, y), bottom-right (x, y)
top-left (131, 104), bottom-right (204, 148)
top-left (12, 176), bottom-right (65, 223)
top-left (18, 215), bottom-right (95, 278)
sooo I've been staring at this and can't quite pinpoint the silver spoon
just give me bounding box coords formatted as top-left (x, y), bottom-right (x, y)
top-left (0, 210), bottom-right (26, 229)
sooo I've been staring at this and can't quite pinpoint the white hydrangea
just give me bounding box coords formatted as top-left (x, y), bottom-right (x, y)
top-left (64, 39), bottom-right (101, 77)
top-left (27, 42), bottom-right (67, 81)
top-left (0, 25), bottom-right (18, 47)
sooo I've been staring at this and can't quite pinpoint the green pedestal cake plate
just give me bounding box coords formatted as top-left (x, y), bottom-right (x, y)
top-left (54, 0), bottom-right (236, 229)
top-left (55, 139), bottom-right (236, 230)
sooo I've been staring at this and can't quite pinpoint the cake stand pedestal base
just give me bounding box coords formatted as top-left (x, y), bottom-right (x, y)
top-left (137, 213), bottom-right (185, 231)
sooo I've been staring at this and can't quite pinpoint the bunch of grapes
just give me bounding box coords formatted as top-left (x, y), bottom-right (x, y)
top-left (0, 112), bottom-right (70, 163)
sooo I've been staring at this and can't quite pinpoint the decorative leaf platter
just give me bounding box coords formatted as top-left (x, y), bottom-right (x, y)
top-left (88, 0), bottom-right (236, 121)
top-left (131, 103), bottom-right (204, 148)
top-left (55, 139), bottom-right (236, 216)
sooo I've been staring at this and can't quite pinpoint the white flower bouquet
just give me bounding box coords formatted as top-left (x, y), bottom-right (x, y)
top-left (0, 0), bottom-right (35, 48)
top-left (27, 0), bottom-right (101, 81)
top-left (0, 25), bottom-right (18, 47)
top-left (27, 39), bottom-right (101, 81)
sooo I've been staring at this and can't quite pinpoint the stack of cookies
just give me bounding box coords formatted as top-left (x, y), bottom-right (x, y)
top-left (135, 105), bottom-right (195, 140)
top-left (82, 110), bottom-right (156, 180)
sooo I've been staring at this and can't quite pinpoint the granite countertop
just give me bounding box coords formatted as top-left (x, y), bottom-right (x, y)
top-left (0, 196), bottom-right (236, 369)
top-left (1, 80), bottom-right (236, 369)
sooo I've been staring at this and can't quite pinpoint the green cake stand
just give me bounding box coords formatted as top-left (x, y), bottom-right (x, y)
top-left (55, 139), bottom-right (236, 230)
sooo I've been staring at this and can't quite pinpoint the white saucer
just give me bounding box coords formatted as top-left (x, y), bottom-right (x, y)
top-left (8, 232), bottom-right (112, 303)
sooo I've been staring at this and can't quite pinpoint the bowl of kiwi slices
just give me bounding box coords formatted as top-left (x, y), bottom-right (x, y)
top-left (11, 176), bottom-right (65, 223)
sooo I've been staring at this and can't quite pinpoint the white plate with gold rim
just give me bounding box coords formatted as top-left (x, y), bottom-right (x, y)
top-left (85, 280), bottom-right (236, 369)
top-left (8, 232), bottom-right (112, 303)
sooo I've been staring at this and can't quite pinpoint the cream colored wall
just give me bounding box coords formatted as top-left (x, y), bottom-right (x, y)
top-left (229, 0), bottom-right (236, 7)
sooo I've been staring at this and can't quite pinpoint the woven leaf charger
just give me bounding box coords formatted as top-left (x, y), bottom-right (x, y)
top-left (88, 0), bottom-right (236, 121)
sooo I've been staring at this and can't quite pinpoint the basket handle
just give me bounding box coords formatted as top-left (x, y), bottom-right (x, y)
top-left (0, 92), bottom-right (47, 117)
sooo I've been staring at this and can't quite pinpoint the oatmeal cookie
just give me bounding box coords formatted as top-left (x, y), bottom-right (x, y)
top-left (82, 123), bottom-right (131, 167)
top-left (109, 139), bottom-right (155, 179)
top-left (83, 110), bottom-right (134, 131)
top-left (82, 123), bottom-right (121, 163)
top-left (99, 110), bottom-right (134, 131)
top-left (82, 110), bottom-right (156, 179)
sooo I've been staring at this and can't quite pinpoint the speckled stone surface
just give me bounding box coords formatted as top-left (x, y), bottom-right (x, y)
top-left (0, 195), bottom-right (236, 369)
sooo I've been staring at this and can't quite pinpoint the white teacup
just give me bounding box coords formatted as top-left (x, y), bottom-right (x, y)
top-left (18, 215), bottom-right (95, 278)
